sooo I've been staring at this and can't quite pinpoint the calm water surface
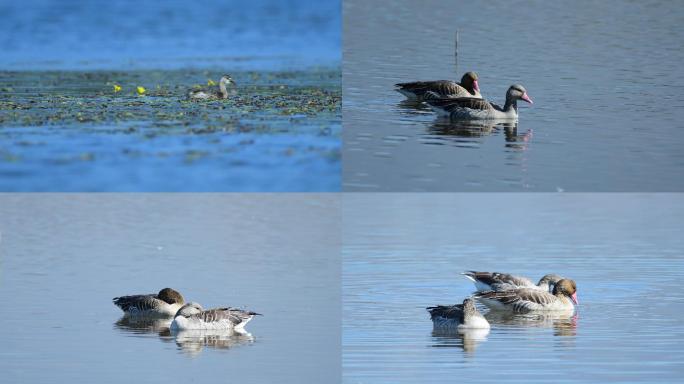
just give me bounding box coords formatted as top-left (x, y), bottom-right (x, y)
top-left (343, 0), bottom-right (684, 191)
top-left (0, 0), bottom-right (341, 191)
top-left (0, 0), bottom-right (340, 70)
top-left (0, 195), bottom-right (340, 383)
top-left (343, 194), bottom-right (684, 383)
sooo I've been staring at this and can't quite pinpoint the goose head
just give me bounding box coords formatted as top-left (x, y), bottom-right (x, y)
top-left (553, 279), bottom-right (578, 305)
top-left (175, 302), bottom-right (204, 318)
top-left (220, 75), bottom-right (236, 86)
top-left (506, 84), bottom-right (533, 104)
top-left (460, 71), bottom-right (479, 93)
top-left (157, 288), bottom-right (185, 305)
top-left (462, 298), bottom-right (478, 313)
top-left (537, 274), bottom-right (564, 291)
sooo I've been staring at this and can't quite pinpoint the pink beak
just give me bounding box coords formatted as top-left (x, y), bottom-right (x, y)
top-left (571, 293), bottom-right (579, 305)
top-left (473, 79), bottom-right (479, 92)
top-left (521, 92), bottom-right (533, 104)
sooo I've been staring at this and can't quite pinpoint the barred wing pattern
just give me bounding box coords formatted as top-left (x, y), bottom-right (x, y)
top-left (113, 294), bottom-right (165, 313)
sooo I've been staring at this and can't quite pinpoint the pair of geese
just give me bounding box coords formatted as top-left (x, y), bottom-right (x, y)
top-left (396, 72), bottom-right (533, 120)
top-left (113, 288), bottom-right (260, 332)
top-left (428, 271), bottom-right (578, 330)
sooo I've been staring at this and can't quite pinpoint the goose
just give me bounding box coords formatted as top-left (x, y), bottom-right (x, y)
top-left (463, 271), bottom-right (564, 293)
top-left (427, 298), bottom-right (490, 330)
top-left (188, 75), bottom-right (236, 100)
top-left (475, 279), bottom-right (578, 313)
top-left (426, 84), bottom-right (532, 120)
top-left (171, 302), bottom-right (262, 331)
top-left (113, 288), bottom-right (185, 317)
top-left (395, 71), bottom-right (481, 100)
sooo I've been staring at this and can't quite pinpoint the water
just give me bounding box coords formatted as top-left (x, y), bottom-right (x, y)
top-left (0, 195), bottom-right (340, 383)
top-left (0, 0), bottom-right (341, 191)
top-left (0, 69), bottom-right (340, 191)
top-left (0, 0), bottom-right (340, 71)
top-left (343, 0), bottom-right (684, 191)
top-left (343, 194), bottom-right (684, 383)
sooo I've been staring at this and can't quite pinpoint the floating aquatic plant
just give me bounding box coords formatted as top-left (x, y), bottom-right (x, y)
top-left (137, 86), bottom-right (146, 95)
top-left (113, 84), bottom-right (122, 93)
top-left (207, 79), bottom-right (216, 86)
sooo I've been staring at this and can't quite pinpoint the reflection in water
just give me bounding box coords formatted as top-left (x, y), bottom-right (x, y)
top-left (428, 309), bottom-right (576, 354)
top-left (114, 316), bottom-right (257, 356)
top-left (114, 316), bottom-right (173, 338)
top-left (430, 328), bottom-right (490, 354)
top-left (429, 119), bottom-right (533, 150)
top-left (396, 100), bottom-right (433, 115)
top-left (485, 309), bottom-right (578, 337)
top-left (173, 329), bottom-right (256, 357)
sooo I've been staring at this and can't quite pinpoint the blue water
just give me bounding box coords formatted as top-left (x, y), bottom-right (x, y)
top-left (0, 0), bottom-right (340, 70)
top-left (0, 0), bottom-right (341, 191)
top-left (343, 194), bottom-right (684, 383)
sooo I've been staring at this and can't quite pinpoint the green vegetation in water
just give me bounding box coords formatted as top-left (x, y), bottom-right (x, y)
top-left (0, 68), bottom-right (341, 135)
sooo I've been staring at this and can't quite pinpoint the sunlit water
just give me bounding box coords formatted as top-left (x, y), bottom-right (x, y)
top-left (343, 194), bottom-right (684, 383)
top-left (0, 0), bottom-right (340, 71)
top-left (343, 0), bottom-right (684, 191)
top-left (0, 195), bottom-right (340, 383)
top-left (0, 0), bottom-right (341, 191)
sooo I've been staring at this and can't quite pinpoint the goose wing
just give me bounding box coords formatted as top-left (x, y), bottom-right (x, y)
top-left (425, 97), bottom-right (492, 112)
top-left (426, 304), bottom-right (464, 321)
top-left (476, 288), bottom-right (556, 312)
top-left (193, 307), bottom-right (262, 326)
top-left (396, 80), bottom-right (466, 97)
top-left (113, 294), bottom-right (166, 313)
top-left (464, 271), bottom-right (535, 288)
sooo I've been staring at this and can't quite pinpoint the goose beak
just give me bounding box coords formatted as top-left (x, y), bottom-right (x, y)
top-left (571, 293), bottom-right (578, 305)
top-left (473, 79), bottom-right (479, 92)
top-left (521, 92), bottom-right (533, 104)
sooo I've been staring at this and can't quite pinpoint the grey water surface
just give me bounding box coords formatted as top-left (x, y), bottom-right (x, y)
top-left (343, 0), bottom-right (684, 191)
top-left (343, 194), bottom-right (684, 383)
top-left (0, 195), bottom-right (340, 383)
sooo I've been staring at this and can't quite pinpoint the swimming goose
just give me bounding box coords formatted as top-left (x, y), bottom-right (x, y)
top-left (395, 71), bottom-right (481, 100)
top-left (475, 279), bottom-right (578, 313)
top-left (463, 271), bottom-right (564, 293)
top-left (427, 298), bottom-right (490, 330)
top-left (113, 288), bottom-right (185, 317)
top-left (188, 75), bottom-right (236, 100)
top-left (426, 84), bottom-right (533, 120)
top-left (171, 302), bottom-right (262, 331)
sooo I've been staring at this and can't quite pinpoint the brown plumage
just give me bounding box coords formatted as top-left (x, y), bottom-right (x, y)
top-left (395, 71), bottom-right (481, 100)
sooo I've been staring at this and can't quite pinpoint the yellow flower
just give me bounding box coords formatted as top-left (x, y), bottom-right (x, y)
top-left (136, 86), bottom-right (146, 95)
top-left (207, 79), bottom-right (216, 86)
top-left (113, 84), bottom-right (122, 93)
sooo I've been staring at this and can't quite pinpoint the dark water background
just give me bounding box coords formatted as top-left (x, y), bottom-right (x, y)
top-left (343, 0), bottom-right (684, 191)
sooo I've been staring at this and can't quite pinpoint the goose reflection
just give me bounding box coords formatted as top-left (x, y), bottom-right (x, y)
top-left (172, 329), bottom-right (255, 357)
top-left (428, 119), bottom-right (532, 149)
top-left (430, 328), bottom-right (490, 354)
top-left (485, 309), bottom-right (578, 337)
top-left (114, 316), bottom-right (173, 338)
top-left (396, 99), bottom-right (434, 115)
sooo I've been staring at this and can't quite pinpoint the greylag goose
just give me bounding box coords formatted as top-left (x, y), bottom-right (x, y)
top-left (426, 84), bottom-right (532, 120)
top-left (395, 71), bottom-right (481, 100)
top-left (171, 302), bottom-right (262, 331)
top-left (113, 288), bottom-right (185, 317)
top-left (427, 298), bottom-right (490, 330)
top-left (463, 271), bottom-right (564, 293)
top-left (475, 279), bottom-right (578, 313)
top-left (188, 75), bottom-right (236, 100)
